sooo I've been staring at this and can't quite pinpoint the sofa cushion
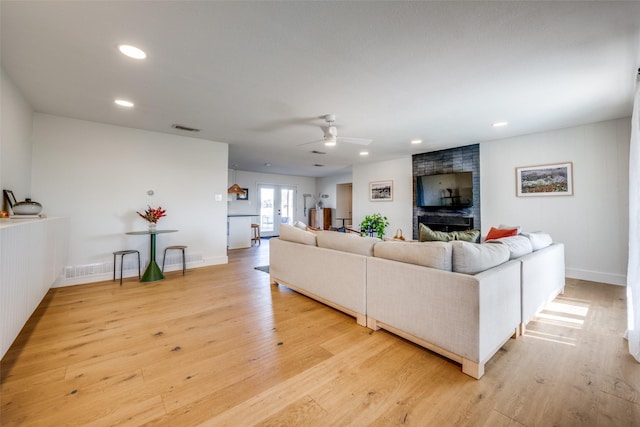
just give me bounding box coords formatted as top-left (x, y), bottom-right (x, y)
top-left (485, 226), bottom-right (518, 240)
top-left (488, 235), bottom-right (533, 259)
top-left (451, 241), bottom-right (510, 274)
top-left (419, 223), bottom-right (480, 243)
top-left (373, 241), bottom-right (452, 271)
top-left (521, 231), bottom-right (553, 251)
top-left (316, 230), bottom-right (379, 256)
top-left (279, 224), bottom-right (317, 246)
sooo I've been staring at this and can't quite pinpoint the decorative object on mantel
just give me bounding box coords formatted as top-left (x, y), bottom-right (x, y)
top-left (369, 180), bottom-right (393, 201)
top-left (137, 206), bottom-right (166, 231)
top-left (516, 162), bottom-right (573, 197)
top-left (392, 228), bottom-right (405, 241)
top-left (360, 213), bottom-right (389, 239)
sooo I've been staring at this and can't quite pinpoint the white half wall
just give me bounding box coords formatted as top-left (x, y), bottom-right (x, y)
top-left (1, 67), bottom-right (33, 206)
top-left (31, 114), bottom-right (229, 285)
top-left (353, 157), bottom-right (413, 239)
top-left (481, 118), bottom-right (630, 285)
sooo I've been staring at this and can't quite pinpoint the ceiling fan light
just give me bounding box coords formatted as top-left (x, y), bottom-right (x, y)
top-left (324, 138), bottom-right (336, 147)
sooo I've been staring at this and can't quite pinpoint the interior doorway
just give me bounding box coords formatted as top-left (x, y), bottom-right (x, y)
top-left (335, 183), bottom-right (353, 230)
top-left (258, 184), bottom-right (296, 237)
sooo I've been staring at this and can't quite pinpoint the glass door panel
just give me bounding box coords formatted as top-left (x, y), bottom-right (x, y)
top-left (259, 185), bottom-right (296, 237)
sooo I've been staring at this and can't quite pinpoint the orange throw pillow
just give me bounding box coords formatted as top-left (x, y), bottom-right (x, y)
top-left (485, 227), bottom-right (518, 240)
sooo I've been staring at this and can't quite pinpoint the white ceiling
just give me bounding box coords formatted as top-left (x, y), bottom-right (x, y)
top-left (2, 1), bottom-right (639, 177)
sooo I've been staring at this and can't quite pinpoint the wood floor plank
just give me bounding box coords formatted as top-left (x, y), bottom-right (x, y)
top-left (2, 242), bottom-right (639, 426)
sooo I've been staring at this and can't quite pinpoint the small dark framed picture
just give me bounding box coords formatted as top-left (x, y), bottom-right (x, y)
top-left (3, 189), bottom-right (17, 207)
top-left (236, 188), bottom-right (249, 200)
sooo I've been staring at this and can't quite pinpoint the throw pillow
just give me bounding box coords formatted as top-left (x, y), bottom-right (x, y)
top-left (499, 224), bottom-right (522, 234)
top-left (419, 224), bottom-right (480, 243)
top-left (279, 224), bottom-right (317, 246)
top-left (485, 226), bottom-right (518, 241)
top-left (419, 223), bottom-right (456, 242)
top-left (455, 229), bottom-right (481, 243)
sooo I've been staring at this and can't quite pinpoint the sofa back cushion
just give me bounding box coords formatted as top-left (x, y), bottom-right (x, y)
top-left (488, 235), bottom-right (533, 259)
top-left (451, 241), bottom-right (510, 274)
top-left (521, 231), bottom-right (553, 251)
top-left (316, 230), bottom-right (379, 256)
top-left (373, 241), bottom-right (452, 271)
top-left (279, 224), bottom-right (317, 246)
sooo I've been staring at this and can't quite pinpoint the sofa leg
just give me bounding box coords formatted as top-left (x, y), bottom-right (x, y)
top-left (519, 323), bottom-right (526, 336)
top-left (366, 317), bottom-right (381, 331)
top-left (356, 314), bottom-right (366, 327)
top-left (462, 359), bottom-right (484, 379)
top-left (513, 326), bottom-right (521, 338)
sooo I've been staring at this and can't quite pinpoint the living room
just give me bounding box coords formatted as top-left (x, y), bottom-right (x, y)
top-left (1, 1), bottom-right (639, 424)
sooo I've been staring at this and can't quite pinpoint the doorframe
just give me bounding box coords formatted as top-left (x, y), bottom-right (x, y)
top-left (257, 184), bottom-right (297, 237)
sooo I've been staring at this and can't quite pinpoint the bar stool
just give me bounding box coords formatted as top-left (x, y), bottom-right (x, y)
top-left (162, 245), bottom-right (188, 275)
top-left (251, 223), bottom-right (261, 246)
top-left (113, 250), bottom-right (141, 286)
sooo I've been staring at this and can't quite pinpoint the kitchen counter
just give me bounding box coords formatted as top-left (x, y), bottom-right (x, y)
top-left (227, 215), bottom-right (259, 249)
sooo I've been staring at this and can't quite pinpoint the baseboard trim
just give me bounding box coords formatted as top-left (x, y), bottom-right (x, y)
top-left (565, 268), bottom-right (626, 286)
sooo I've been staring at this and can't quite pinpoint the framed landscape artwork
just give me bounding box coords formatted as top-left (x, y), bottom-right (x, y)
top-left (369, 180), bottom-right (393, 201)
top-left (516, 162), bottom-right (573, 197)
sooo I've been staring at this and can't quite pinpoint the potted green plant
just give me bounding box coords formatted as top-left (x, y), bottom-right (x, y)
top-left (360, 213), bottom-right (389, 239)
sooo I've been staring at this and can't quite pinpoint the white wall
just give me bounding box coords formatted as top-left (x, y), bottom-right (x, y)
top-left (31, 114), bottom-right (229, 285)
top-left (481, 118), bottom-right (630, 285)
top-left (317, 172), bottom-right (352, 228)
top-left (227, 169), bottom-right (316, 224)
top-left (353, 157), bottom-right (413, 238)
top-left (1, 68), bottom-right (33, 208)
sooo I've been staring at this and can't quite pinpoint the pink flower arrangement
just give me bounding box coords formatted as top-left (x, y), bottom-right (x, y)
top-left (137, 206), bottom-right (167, 224)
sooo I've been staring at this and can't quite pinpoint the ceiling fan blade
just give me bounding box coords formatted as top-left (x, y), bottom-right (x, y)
top-left (296, 139), bottom-right (325, 147)
top-left (336, 137), bottom-right (373, 146)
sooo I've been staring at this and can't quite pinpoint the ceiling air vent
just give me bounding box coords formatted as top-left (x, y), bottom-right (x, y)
top-left (314, 164), bottom-right (325, 167)
top-left (311, 150), bottom-right (326, 155)
top-left (172, 124), bottom-right (200, 132)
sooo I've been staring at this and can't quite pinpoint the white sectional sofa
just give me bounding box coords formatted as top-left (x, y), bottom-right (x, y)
top-left (269, 226), bottom-right (379, 327)
top-left (269, 224), bottom-right (565, 379)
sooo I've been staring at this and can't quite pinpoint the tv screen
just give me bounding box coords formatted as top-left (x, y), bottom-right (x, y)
top-left (416, 172), bottom-right (473, 208)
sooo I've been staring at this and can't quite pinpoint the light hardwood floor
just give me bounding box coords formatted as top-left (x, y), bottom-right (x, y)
top-left (1, 239), bottom-right (638, 426)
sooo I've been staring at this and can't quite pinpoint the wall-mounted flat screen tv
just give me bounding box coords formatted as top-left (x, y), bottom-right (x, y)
top-left (416, 172), bottom-right (473, 208)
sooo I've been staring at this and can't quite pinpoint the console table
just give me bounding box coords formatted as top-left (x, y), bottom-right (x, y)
top-left (126, 229), bottom-right (177, 282)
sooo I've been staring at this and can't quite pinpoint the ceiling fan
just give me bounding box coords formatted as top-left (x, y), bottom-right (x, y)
top-left (299, 114), bottom-right (372, 147)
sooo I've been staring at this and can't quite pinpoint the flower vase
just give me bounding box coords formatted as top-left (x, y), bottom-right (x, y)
top-left (148, 222), bottom-right (157, 232)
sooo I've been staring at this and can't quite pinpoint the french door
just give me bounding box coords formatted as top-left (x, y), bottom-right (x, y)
top-left (258, 184), bottom-right (296, 237)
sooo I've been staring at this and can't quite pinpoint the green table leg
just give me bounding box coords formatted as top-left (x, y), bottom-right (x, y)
top-left (141, 233), bottom-right (164, 282)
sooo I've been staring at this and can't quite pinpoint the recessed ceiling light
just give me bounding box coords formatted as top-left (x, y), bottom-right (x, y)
top-left (118, 44), bottom-right (146, 59)
top-left (114, 99), bottom-right (134, 107)
top-left (264, 162), bottom-right (271, 167)
top-left (411, 139), bottom-right (423, 144)
top-left (492, 121), bottom-right (508, 127)
top-left (360, 151), bottom-right (369, 156)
